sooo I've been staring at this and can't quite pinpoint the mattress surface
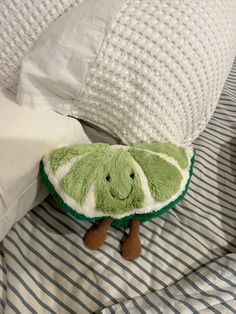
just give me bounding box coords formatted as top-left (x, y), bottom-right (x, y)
top-left (0, 59), bottom-right (236, 313)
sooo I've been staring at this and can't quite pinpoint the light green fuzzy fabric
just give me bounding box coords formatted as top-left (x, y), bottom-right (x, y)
top-left (132, 143), bottom-right (188, 169)
top-left (61, 146), bottom-right (111, 205)
top-left (50, 143), bottom-right (109, 173)
top-left (96, 149), bottom-right (144, 214)
top-left (43, 142), bottom-right (194, 220)
top-left (129, 148), bottom-right (182, 202)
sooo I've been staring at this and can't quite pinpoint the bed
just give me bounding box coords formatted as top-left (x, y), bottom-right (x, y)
top-left (1, 0), bottom-right (236, 312)
top-left (0, 57), bottom-right (235, 313)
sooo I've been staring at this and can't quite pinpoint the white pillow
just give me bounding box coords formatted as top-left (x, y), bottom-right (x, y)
top-left (0, 90), bottom-right (90, 240)
top-left (17, 0), bottom-right (236, 145)
top-left (0, 0), bottom-right (83, 91)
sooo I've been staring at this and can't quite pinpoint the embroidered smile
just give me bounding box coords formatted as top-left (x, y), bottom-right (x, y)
top-left (110, 187), bottom-right (133, 201)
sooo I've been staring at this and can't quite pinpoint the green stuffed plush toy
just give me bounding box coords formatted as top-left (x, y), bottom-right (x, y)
top-left (40, 142), bottom-right (194, 260)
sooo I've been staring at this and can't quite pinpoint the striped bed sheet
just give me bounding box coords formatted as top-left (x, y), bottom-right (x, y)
top-left (0, 58), bottom-right (236, 313)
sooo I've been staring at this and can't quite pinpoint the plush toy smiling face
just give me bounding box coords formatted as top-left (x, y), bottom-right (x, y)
top-left (96, 149), bottom-right (145, 214)
top-left (42, 142), bottom-right (194, 224)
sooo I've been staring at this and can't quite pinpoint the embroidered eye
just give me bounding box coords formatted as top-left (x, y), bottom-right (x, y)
top-left (106, 175), bottom-right (110, 182)
top-left (130, 173), bottom-right (135, 179)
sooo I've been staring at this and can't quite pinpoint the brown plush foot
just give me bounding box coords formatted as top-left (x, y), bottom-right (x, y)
top-left (83, 218), bottom-right (112, 250)
top-left (121, 219), bottom-right (141, 260)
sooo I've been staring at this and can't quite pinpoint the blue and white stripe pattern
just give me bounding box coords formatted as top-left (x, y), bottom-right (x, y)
top-left (0, 58), bottom-right (236, 313)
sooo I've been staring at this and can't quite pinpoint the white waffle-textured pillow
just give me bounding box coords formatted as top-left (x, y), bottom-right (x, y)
top-left (17, 0), bottom-right (236, 145)
top-left (0, 0), bottom-right (83, 91)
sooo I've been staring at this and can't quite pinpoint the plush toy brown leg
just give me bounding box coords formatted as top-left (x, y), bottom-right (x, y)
top-left (83, 218), bottom-right (112, 250)
top-left (121, 218), bottom-right (141, 260)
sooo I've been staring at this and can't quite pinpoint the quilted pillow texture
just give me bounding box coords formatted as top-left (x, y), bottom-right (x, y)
top-left (17, 0), bottom-right (236, 145)
top-left (0, 0), bottom-right (83, 91)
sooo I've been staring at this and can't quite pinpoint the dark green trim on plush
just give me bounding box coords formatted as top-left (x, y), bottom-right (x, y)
top-left (40, 152), bottom-right (195, 229)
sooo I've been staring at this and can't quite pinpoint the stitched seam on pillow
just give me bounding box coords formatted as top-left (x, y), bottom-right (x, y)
top-left (75, 0), bottom-right (126, 101)
top-left (66, 0), bottom-right (99, 103)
